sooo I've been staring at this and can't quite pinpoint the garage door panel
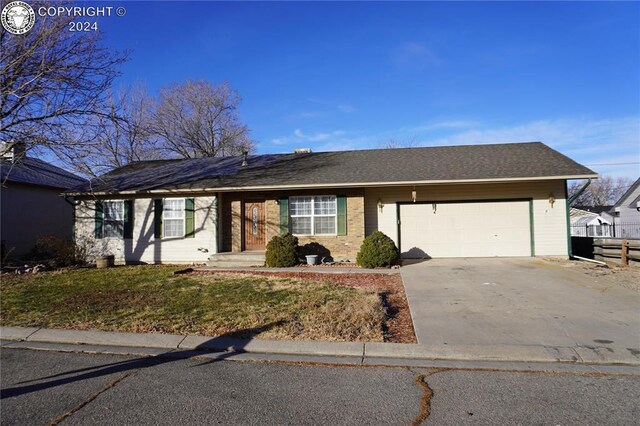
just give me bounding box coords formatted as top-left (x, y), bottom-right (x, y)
top-left (400, 201), bottom-right (531, 258)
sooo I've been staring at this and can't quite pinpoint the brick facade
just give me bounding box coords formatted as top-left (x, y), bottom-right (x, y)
top-left (220, 188), bottom-right (365, 260)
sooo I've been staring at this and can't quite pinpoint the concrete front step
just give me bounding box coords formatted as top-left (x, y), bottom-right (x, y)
top-left (207, 251), bottom-right (265, 267)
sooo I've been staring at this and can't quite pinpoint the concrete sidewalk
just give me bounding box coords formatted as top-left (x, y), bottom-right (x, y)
top-left (2, 326), bottom-right (639, 369)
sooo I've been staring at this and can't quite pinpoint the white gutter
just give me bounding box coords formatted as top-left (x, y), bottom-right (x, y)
top-left (67, 174), bottom-right (599, 197)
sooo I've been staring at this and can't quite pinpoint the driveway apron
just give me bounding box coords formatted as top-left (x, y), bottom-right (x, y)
top-left (400, 258), bottom-right (640, 362)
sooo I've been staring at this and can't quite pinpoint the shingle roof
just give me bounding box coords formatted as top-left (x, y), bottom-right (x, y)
top-left (613, 177), bottom-right (640, 208)
top-left (1, 157), bottom-right (86, 189)
top-left (68, 141), bottom-right (597, 194)
top-left (573, 205), bottom-right (614, 215)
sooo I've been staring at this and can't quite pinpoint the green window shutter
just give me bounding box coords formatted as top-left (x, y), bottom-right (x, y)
top-left (337, 195), bottom-right (347, 236)
top-left (94, 201), bottom-right (103, 239)
top-left (154, 199), bottom-right (163, 239)
top-left (185, 198), bottom-right (195, 238)
top-left (123, 200), bottom-right (134, 239)
top-left (279, 198), bottom-right (289, 234)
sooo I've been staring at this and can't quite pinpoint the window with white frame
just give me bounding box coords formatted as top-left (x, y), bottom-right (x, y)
top-left (290, 196), bottom-right (337, 235)
top-left (103, 201), bottom-right (124, 238)
top-left (163, 198), bottom-right (185, 237)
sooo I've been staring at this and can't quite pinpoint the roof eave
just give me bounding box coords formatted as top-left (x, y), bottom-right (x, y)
top-left (66, 173), bottom-right (599, 197)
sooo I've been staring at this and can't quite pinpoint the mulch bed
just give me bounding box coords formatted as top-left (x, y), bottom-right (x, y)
top-left (190, 270), bottom-right (417, 343)
top-left (297, 263), bottom-right (361, 268)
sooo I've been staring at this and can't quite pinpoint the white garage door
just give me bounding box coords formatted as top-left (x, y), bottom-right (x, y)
top-left (399, 200), bottom-right (532, 258)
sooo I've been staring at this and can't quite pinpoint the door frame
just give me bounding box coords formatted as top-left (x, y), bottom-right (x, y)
top-left (242, 199), bottom-right (266, 251)
top-left (396, 198), bottom-right (535, 257)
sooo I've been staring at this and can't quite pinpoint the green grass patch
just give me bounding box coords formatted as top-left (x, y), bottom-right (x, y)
top-left (0, 266), bottom-right (384, 342)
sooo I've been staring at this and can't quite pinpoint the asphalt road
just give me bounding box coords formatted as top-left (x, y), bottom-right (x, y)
top-left (1, 348), bottom-right (639, 425)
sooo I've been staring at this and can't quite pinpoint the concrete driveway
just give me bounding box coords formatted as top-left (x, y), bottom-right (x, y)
top-left (401, 258), bottom-right (640, 364)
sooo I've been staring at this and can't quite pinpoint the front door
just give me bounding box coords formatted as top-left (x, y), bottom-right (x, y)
top-left (243, 200), bottom-right (266, 251)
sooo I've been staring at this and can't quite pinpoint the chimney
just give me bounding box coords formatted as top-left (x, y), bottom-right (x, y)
top-left (1, 142), bottom-right (26, 163)
top-left (293, 148), bottom-right (312, 154)
top-left (241, 151), bottom-right (249, 166)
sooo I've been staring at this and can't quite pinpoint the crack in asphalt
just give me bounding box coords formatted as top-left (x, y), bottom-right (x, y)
top-left (411, 374), bottom-right (433, 426)
top-left (409, 368), bottom-right (451, 426)
top-left (46, 371), bottom-right (136, 425)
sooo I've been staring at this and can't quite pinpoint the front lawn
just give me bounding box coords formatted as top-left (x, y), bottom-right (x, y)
top-left (0, 266), bottom-right (394, 342)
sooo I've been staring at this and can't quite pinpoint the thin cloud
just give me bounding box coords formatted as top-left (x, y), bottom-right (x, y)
top-left (416, 117), bottom-right (640, 179)
top-left (285, 129), bottom-right (347, 143)
top-left (407, 120), bottom-right (481, 133)
top-left (394, 41), bottom-right (442, 68)
top-left (298, 111), bottom-right (324, 118)
top-left (270, 137), bottom-right (288, 146)
top-left (267, 117), bottom-right (639, 179)
top-left (337, 104), bottom-right (357, 114)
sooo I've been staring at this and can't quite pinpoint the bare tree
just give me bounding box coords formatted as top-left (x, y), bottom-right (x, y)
top-left (0, 1), bottom-right (127, 158)
top-left (59, 84), bottom-right (164, 176)
top-left (379, 136), bottom-right (417, 149)
top-left (153, 80), bottom-right (254, 158)
top-left (569, 176), bottom-right (634, 206)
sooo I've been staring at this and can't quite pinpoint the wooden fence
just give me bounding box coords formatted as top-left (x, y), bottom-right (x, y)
top-left (593, 239), bottom-right (640, 266)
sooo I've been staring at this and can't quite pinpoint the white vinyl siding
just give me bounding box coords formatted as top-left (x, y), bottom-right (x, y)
top-left (290, 195), bottom-right (337, 235)
top-left (163, 198), bottom-right (185, 238)
top-left (103, 200), bottom-right (124, 238)
top-left (365, 180), bottom-right (569, 257)
top-left (75, 196), bottom-right (216, 264)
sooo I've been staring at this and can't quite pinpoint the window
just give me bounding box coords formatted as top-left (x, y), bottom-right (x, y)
top-left (587, 224), bottom-right (611, 237)
top-left (163, 198), bottom-right (185, 237)
top-left (290, 196), bottom-right (336, 235)
top-left (103, 201), bottom-right (124, 238)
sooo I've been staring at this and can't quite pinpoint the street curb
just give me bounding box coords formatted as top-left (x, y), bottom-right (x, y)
top-left (2, 326), bottom-right (639, 367)
top-left (25, 328), bottom-right (186, 349)
top-left (179, 335), bottom-right (364, 357)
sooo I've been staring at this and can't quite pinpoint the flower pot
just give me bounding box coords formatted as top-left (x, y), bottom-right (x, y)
top-left (96, 255), bottom-right (115, 269)
top-left (305, 255), bottom-right (318, 265)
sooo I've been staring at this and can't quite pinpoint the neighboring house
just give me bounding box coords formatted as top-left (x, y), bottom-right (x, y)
top-left (573, 205), bottom-right (616, 224)
top-left (66, 141), bottom-right (596, 263)
top-left (608, 177), bottom-right (640, 239)
top-left (570, 208), bottom-right (612, 237)
top-left (0, 143), bottom-right (87, 257)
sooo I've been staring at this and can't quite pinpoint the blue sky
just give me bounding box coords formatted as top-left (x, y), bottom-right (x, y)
top-left (98, 1), bottom-right (639, 179)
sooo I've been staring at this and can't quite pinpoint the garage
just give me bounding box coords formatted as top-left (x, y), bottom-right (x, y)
top-left (398, 200), bottom-right (532, 258)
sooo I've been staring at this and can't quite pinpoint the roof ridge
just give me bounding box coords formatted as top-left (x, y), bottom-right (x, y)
top-left (21, 157), bottom-right (85, 179)
top-left (613, 177), bottom-right (640, 207)
top-left (68, 141), bottom-right (596, 195)
top-left (283, 141), bottom-right (544, 156)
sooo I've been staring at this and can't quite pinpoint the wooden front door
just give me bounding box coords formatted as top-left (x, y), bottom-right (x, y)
top-left (243, 200), bottom-right (266, 251)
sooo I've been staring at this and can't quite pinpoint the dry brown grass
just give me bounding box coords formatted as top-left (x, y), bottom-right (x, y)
top-left (1, 266), bottom-right (388, 342)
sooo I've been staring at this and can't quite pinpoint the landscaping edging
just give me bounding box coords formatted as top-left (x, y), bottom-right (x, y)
top-left (195, 266), bottom-right (400, 274)
top-left (2, 326), bottom-right (639, 366)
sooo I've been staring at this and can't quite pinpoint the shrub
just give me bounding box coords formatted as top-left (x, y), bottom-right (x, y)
top-left (356, 231), bottom-right (399, 268)
top-left (265, 233), bottom-right (299, 267)
top-left (28, 235), bottom-right (77, 268)
top-left (72, 235), bottom-right (112, 265)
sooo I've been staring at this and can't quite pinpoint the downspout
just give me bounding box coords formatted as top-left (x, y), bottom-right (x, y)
top-left (566, 178), bottom-right (592, 258)
top-left (215, 193), bottom-right (221, 254)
